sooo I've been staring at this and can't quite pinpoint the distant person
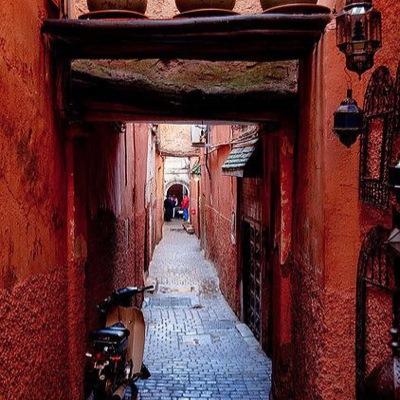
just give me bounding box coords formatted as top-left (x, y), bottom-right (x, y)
top-left (181, 195), bottom-right (190, 222)
top-left (164, 196), bottom-right (173, 222)
top-left (172, 195), bottom-right (179, 218)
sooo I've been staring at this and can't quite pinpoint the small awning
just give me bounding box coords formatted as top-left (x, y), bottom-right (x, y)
top-left (222, 138), bottom-right (260, 178)
top-left (191, 161), bottom-right (201, 176)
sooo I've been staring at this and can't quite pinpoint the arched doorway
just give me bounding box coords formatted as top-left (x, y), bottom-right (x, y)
top-left (166, 182), bottom-right (189, 206)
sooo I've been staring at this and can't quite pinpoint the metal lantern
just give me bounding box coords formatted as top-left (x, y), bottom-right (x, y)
top-left (333, 89), bottom-right (364, 147)
top-left (336, 0), bottom-right (382, 77)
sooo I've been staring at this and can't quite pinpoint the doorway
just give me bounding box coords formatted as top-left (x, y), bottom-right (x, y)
top-left (166, 183), bottom-right (188, 207)
top-left (242, 218), bottom-right (263, 342)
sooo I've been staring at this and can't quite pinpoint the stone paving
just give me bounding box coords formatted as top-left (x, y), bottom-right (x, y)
top-left (135, 221), bottom-right (272, 400)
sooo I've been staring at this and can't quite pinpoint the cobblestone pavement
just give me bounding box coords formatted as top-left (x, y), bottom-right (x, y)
top-left (135, 221), bottom-right (272, 400)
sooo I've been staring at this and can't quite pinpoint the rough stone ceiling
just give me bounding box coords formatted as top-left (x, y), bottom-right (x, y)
top-left (72, 59), bottom-right (298, 97)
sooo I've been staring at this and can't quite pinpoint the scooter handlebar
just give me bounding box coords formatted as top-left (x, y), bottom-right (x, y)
top-left (141, 285), bottom-right (155, 292)
top-left (97, 285), bottom-right (154, 311)
top-left (97, 296), bottom-right (112, 313)
top-left (114, 285), bottom-right (154, 296)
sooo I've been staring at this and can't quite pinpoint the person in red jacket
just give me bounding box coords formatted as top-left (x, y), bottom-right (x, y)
top-left (181, 195), bottom-right (190, 222)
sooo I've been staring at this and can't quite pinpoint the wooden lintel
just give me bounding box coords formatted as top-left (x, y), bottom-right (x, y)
top-left (68, 100), bottom-right (288, 124)
top-left (159, 150), bottom-right (200, 158)
top-left (42, 13), bottom-right (331, 61)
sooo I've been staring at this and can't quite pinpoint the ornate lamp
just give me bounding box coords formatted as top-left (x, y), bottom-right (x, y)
top-left (333, 89), bottom-right (364, 147)
top-left (336, 0), bottom-right (382, 77)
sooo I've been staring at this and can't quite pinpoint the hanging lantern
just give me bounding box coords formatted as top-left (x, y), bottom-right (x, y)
top-left (336, 0), bottom-right (382, 77)
top-left (333, 89), bottom-right (364, 147)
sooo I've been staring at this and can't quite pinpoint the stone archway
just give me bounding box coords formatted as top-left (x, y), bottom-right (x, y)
top-left (165, 181), bottom-right (190, 203)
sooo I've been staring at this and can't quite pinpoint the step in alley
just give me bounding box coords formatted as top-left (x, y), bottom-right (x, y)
top-left (135, 221), bottom-right (272, 400)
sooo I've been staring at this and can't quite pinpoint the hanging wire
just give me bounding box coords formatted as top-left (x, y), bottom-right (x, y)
top-left (344, 66), bottom-right (353, 91)
top-left (200, 120), bottom-right (207, 143)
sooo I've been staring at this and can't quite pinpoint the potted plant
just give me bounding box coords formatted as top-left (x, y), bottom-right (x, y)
top-left (175, 0), bottom-right (236, 13)
top-left (86, 0), bottom-right (147, 13)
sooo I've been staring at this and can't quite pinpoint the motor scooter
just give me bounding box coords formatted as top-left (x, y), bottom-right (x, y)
top-left (86, 285), bottom-right (153, 400)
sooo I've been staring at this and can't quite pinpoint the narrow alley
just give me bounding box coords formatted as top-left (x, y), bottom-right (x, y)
top-left (136, 221), bottom-right (272, 400)
top-left (4, 0), bottom-right (400, 399)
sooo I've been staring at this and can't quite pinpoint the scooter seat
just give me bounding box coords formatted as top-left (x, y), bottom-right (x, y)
top-left (90, 327), bottom-right (129, 344)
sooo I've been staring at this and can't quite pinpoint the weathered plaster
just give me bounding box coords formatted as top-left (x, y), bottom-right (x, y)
top-left (0, 0), bottom-right (68, 398)
top-left (292, 1), bottom-right (400, 399)
top-left (72, 59), bottom-right (298, 98)
top-left (157, 124), bottom-right (198, 157)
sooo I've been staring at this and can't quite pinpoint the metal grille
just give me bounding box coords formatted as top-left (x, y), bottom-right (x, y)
top-left (356, 225), bottom-right (394, 400)
top-left (360, 66), bottom-right (396, 208)
top-left (242, 220), bottom-right (262, 341)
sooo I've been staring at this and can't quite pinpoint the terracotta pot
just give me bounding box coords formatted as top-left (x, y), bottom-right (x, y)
top-left (260, 0), bottom-right (317, 11)
top-left (175, 0), bottom-right (236, 13)
top-left (87, 0), bottom-right (147, 13)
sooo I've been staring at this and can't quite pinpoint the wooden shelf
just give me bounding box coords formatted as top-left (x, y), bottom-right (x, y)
top-left (42, 13), bottom-right (331, 61)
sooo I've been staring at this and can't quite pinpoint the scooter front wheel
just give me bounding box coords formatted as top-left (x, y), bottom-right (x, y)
top-left (88, 387), bottom-right (108, 400)
top-left (128, 383), bottom-right (138, 400)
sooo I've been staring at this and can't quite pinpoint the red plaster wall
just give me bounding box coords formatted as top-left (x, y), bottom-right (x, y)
top-left (84, 124), bottom-right (137, 328)
top-left (190, 179), bottom-right (200, 237)
top-left (272, 129), bottom-right (295, 398)
top-left (292, 1), bottom-right (400, 399)
top-left (200, 127), bottom-right (240, 314)
top-left (241, 178), bottom-right (262, 222)
top-left (74, 123), bottom-right (147, 395)
top-left (154, 152), bottom-right (164, 246)
top-left (0, 0), bottom-right (69, 398)
top-left (133, 124), bottom-right (150, 277)
top-left (189, 157), bottom-right (201, 237)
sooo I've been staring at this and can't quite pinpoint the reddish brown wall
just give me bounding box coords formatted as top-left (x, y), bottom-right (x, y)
top-left (200, 126), bottom-right (240, 314)
top-left (133, 124), bottom-right (150, 278)
top-left (0, 1), bottom-right (70, 399)
top-left (241, 178), bottom-right (263, 222)
top-left (190, 181), bottom-right (200, 236)
top-left (83, 123), bottom-right (144, 336)
top-left (155, 152), bottom-right (164, 246)
top-left (57, 122), bottom-right (147, 397)
top-left (291, 1), bottom-right (400, 399)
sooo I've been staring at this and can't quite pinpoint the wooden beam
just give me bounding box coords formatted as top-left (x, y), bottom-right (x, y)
top-left (72, 103), bottom-right (285, 123)
top-left (42, 13), bottom-right (331, 61)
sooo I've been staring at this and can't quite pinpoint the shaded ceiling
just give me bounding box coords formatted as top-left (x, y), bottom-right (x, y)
top-left (70, 59), bottom-right (298, 122)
